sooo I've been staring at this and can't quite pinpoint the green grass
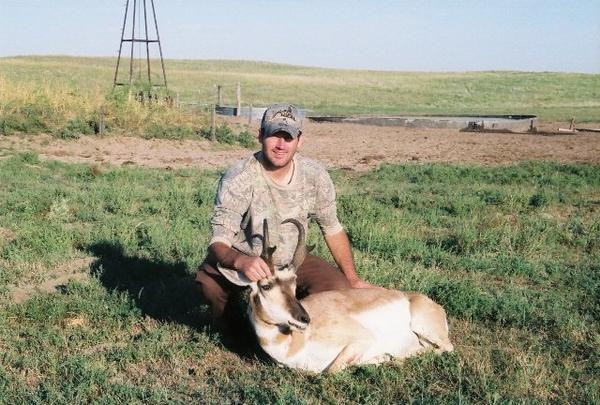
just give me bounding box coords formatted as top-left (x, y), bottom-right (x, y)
top-left (0, 153), bottom-right (598, 403)
top-left (0, 56), bottom-right (599, 140)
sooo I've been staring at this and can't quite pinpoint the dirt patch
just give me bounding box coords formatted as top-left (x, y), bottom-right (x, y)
top-left (0, 120), bottom-right (599, 171)
top-left (7, 257), bottom-right (94, 304)
top-left (0, 227), bottom-right (17, 243)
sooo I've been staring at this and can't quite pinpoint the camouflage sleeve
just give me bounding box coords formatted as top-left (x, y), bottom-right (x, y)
top-left (209, 170), bottom-right (252, 247)
top-left (313, 169), bottom-right (343, 235)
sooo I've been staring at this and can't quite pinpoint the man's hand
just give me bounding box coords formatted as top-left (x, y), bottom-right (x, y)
top-left (234, 255), bottom-right (272, 282)
top-left (348, 276), bottom-right (384, 290)
top-left (209, 242), bottom-right (272, 282)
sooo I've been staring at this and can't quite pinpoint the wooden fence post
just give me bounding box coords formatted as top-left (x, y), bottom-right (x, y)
top-left (99, 107), bottom-right (105, 136)
top-left (236, 82), bottom-right (241, 116)
top-left (211, 104), bottom-right (216, 142)
top-left (217, 85), bottom-right (222, 106)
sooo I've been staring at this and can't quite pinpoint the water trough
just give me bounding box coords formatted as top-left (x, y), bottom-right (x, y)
top-left (308, 115), bottom-right (537, 131)
top-left (215, 106), bottom-right (537, 132)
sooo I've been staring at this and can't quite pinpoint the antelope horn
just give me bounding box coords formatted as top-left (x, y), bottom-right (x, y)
top-left (282, 218), bottom-right (307, 270)
top-left (260, 219), bottom-right (276, 270)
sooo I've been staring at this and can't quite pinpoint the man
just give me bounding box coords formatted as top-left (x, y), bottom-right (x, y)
top-left (196, 103), bottom-right (373, 333)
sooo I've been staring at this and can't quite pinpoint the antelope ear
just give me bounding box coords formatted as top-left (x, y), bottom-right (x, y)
top-left (279, 265), bottom-right (298, 277)
top-left (216, 263), bottom-right (253, 287)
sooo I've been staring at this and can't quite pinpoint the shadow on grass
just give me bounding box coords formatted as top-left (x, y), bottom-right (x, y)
top-left (87, 240), bottom-right (207, 327)
top-left (86, 240), bottom-right (264, 359)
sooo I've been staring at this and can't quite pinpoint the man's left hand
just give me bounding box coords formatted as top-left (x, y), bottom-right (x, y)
top-left (349, 277), bottom-right (383, 290)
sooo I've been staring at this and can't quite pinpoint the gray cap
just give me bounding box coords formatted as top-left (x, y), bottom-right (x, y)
top-left (260, 103), bottom-right (303, 138)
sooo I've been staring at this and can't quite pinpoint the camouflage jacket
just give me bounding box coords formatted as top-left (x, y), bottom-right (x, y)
top-left (210, 151), bottom-right (342, 267)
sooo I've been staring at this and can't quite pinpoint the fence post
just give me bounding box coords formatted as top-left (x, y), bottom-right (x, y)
top-left (236, 82), bottom-right (241, 116)
top-left (99, 107), bottom-right (105, 136)
top-left (217, 85), bottom-right (222, 106)
top-left (211, 104), bottom-right (216, 142)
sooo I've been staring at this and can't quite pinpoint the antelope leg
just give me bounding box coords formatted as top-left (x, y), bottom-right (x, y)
top-left (324, 342), bottom-right (368, 373)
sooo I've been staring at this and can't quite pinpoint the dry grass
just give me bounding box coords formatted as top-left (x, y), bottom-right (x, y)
top-left (1, 56), bottom-right (599, 141)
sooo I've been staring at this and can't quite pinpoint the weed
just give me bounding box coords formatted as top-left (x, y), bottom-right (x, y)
top-left (16, 152), bottom-right (40, 164)
top-left (238, 129), bottom-right (258, 149)
top-left (199, 123), bottom-right (246, 146)
top-left (476, 189), bottom-right (505, 205)
top-left (54, 117), bottom-right (96, 139)
top-left (0, 102), bottom-right (51, 134)
top-left (529, 191), bottom-right (549, 207)
top-left (144, 123), bottom-right (195, 140)
top-left (215, 123), bottom-right (236, 144)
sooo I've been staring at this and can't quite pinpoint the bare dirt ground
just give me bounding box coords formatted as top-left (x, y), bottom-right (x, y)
top-left (1, 119), bottom-right (599, 171)
top-left (7, 257), bottom-right (94, 304)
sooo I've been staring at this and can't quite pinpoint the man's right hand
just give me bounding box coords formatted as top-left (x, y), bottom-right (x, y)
top-left (234, 255), bottom-right (272, 282)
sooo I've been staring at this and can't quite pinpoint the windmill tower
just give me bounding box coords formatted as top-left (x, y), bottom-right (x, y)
top-left (113, 0), bottom-right (168, 94)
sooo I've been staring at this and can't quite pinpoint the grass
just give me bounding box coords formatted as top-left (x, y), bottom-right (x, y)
top-left (0, 153), bottom-right (598, 403)
top-left (0, 56), bottom-right (599, 140)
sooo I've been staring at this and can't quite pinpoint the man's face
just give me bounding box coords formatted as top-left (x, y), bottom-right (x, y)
top-left (260, 131), bottom-right (303, 169)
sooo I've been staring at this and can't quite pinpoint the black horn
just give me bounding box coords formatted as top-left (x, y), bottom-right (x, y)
top-left (261, 219), bottom-right (276, 270)
top-left (281, 218), bottom-right (307, 270)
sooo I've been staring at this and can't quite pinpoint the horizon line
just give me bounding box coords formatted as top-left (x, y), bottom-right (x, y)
top-left (1, 54), bottom-right (598, 75)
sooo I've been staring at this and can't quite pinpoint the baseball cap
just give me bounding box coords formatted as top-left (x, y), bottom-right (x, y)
top-left (260, 103), bottom-right (303, 138)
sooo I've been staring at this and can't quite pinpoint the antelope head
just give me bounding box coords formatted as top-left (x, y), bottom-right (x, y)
top-left (218, 218), bottom-right (311, 332)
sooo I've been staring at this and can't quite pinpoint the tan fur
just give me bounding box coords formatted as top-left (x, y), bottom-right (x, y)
top-left (286, 330), bottom-right (307, 357)
top-left (301, 290), bottom-right (389, 346)
top-left (301, 288), bottom-right (403, 314)
top-left (407, 292), bottom-right (454, 352)
top-left (255, 287), bottom-right (452, 372)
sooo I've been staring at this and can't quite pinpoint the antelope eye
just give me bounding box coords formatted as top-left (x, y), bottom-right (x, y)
top-left (260, 283), bottom-right (273, 291)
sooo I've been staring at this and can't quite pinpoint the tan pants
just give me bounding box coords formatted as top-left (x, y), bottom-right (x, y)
top-left (195, 254), bottom-right (351, 330)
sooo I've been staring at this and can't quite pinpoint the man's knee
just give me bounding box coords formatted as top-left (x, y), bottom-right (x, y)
top-left (196, 264), bottom-right (251, 339)
top-left (297, 255), bottom-right (351, 296)
top-left (195, 264), bottom-right (229, 318)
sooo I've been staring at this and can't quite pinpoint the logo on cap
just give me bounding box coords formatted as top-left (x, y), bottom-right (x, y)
top-left (270, 107), bottom-right (297, 122)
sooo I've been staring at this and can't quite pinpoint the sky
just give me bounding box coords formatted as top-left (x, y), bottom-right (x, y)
top-left (0, 0), bottom-right (599, 73)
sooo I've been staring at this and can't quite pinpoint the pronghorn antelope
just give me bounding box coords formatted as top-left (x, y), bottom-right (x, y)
top-left (217, 219), bottom-right (454, 372)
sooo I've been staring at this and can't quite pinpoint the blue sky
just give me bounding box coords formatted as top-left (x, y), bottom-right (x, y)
top-left (0, 0), bottom-right (598, 73)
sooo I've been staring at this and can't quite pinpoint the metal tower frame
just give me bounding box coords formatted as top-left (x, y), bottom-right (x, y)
top-left (113, 0), bottom-right (168, 91)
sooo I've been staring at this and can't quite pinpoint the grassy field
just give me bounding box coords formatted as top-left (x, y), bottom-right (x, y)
top-left (1, 56), bottom-right (599, 139)
top-left (0, 152), bottom-right (598, 403)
